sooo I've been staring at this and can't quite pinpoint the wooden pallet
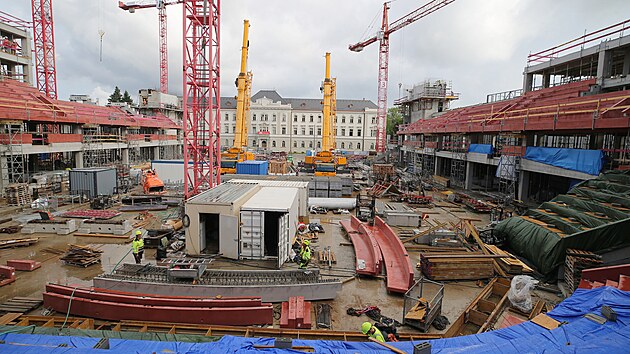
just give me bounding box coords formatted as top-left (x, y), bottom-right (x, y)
top-left (0, 297), bottom-right (42, 314)
top-left (4, 183), bottom-right (31, 207)
top-left (317, 250), bottom-right (336, 264)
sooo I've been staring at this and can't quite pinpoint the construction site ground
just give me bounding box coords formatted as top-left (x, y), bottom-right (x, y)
top-left (0, 188), bottom-right (562, 336)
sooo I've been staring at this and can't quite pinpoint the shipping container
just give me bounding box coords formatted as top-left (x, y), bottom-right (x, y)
top-left (236, 160), bottom-right (269, 175)
top-left (69, 167), bottom-right (117, 198)
top-left (240, 187), bottom-right (298, 268)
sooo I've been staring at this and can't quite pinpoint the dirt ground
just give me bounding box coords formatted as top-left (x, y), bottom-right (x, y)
top-left (0, 187), bottom-right (560, 335)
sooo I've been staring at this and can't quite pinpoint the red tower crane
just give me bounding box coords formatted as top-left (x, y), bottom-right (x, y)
top-left (31, 0), bottom-right (58, 99)
top-left (182, 0), bottom-right (221, 198)
top-left (119, 0), bottom-right (183, 94)
top-left (349, 0), bottom-right (455, 153)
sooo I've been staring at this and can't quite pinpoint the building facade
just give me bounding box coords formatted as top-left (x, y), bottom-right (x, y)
top-left (221, 90), bottom-right (378, 153)
top-left (0, 20), bottom-right (32, 85)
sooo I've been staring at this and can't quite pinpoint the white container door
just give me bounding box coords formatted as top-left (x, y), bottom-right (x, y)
top-left (219, 214), bottom-right (239, 259)
top-left (240, 210), bottom-right (264, 259)
top-left (277, 213), bottom-right (290, 268)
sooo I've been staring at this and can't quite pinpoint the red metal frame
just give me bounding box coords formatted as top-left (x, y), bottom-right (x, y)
top-left (31, 0), bottom-right (58, 99)
top-left (349, 0), bottom-right (455, 153)
top-left (183, 0), bottom-right (221, 199)
top-left (0, 10), bottom-right (32, 29)
top-left (340, 216), bottom-right (383, 276)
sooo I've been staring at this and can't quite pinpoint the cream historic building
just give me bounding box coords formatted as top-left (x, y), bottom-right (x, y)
top-left (221, 90), bottom-right (378, 153)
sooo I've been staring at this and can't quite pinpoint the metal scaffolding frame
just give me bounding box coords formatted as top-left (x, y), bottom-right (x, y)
top-left (496, 134), bottom-right (522, 205)
top-left (0, 121), bottom-right (28, 184)
top-left (449, 135), bottom-right (467, 188)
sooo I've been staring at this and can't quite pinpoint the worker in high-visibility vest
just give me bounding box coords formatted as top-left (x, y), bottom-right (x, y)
top-left (361, 322), bottom-right (385, 342)
top-left (298, 239), bottom-right (311, 269)
top-left (132, 230), bottom-right (144, 264)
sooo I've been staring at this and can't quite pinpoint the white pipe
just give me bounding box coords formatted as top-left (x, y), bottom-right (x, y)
top-left (309, 197), bottom-right (356, 210)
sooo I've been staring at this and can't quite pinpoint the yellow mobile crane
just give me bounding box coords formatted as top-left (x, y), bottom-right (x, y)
top-left (221, 19), bottom-right (255, 174)
top-left (305, 52), bottom-right (347, 176)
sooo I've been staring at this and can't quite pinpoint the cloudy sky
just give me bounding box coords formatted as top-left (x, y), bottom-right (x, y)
top-left (3, 0), bottom-right (630, 108)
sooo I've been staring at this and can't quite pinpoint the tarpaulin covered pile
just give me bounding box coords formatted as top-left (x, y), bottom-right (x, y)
top-left (495, 171), bottom-right (630, 278)
top-left (523, 146), bottom-right (604, 175)
top-left (468, 144), bottom-right (493, 155)
top-left (0, 286), bottom-right (628, 353)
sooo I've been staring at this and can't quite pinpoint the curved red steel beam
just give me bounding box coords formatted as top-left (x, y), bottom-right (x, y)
top-left (340, 216), bottom-right (382, 276)
top-left (372, 217), bottom-right (415, 294)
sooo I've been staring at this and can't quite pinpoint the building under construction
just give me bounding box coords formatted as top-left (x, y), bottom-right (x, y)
top-left (396, 24), bottom-right (630, 204)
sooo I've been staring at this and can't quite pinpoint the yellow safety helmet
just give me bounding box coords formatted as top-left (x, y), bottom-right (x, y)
top-left (361, 322), bottom-right (372, 335)
top-left (303, 239), bottom-right (310, 246)
top-left (135, 230), bottom-right (142, 236)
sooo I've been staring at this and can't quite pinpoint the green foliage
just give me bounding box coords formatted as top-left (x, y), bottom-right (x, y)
top-left (108, 86), bottom-right (122, 103)
top-left (386, 107), bottom-right (403, 136)
top-left (122, 90), bottom-right (133, 104)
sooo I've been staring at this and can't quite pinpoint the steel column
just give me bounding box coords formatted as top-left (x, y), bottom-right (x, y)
top-left (31, 0), bottom-right (58, 99)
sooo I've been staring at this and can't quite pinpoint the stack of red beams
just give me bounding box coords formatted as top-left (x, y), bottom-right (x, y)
top-left (61, 210), bottom-right (121, 220)
top-left (0, 80), bottom-right (179, 130)
top-left (280, 296), bottom-right (312, 329)
top-left (577, 264), bottom-right (630, 291)
top-left (399, 78), bottom-right (630, 135)
top-left (6, 260), bottom-right (41, 271)
top-left (43, 284), bottom-right (273, 325)
top-left (0, 266), bottom-right (16, 287)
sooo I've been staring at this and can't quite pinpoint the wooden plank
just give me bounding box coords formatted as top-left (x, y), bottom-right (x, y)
top-left (531, 314), bottom-right (560, 330)
top-left (468, 309), bottom-right (489, 327)
top-left (401, 222), bottom-right (448, 243)
top-left (0, 313), bottom-right (21, 325)
top-left (529, 300), bottom-right (546, 320)
top-left (444, 278), bottom-right (498, 338)
top-left (463, 220), bottom-right (507, 277)
top-left (368, 337), bottom-right (407, 354)
top-left (477, 299), bottom-right (496, 313)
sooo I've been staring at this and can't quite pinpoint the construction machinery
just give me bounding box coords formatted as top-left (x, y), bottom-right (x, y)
top-left (143, 169), bottom-right (165, 194)
top-left (220, 20), bottom-right (254, 174)
top-left (304, 53), bottom-right (346, 177)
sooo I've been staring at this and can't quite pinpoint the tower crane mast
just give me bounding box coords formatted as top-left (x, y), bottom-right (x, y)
top-left (349, 0), bottom-right (455, 153)
top-left (31, 0), bottom-right (58, 99)
top-left (119, 0), bottom-right (183, 94)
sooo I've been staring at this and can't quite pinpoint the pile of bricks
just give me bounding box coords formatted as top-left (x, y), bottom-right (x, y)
top-left (280, 296), bottom-right (312, 329)
top-left (565, 249), bottom-right (603, 294)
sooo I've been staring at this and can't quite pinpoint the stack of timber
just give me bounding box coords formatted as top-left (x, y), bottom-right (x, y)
top-left (0, 238), bottom-right (38, 249)
top-left (419, 253), bottom-right (496, 281)
top-left (42, 284), bottom-right (273, 326)
top-left (4, 183), bottom-right (30, 207)
top-left (0, 297), bottom-right (42, 314)
top-left (485, 245), bottom-right (534, 274)
top-left (432, 175), bottom-right (450, 188)
top-left (269, 160), bottom-right (288, 174)
top-left (565, 249), bottom-right (603, 294)
top-left (60, 245), bottom-right (102, 267)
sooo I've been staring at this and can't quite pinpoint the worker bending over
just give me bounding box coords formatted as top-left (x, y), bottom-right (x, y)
top-left (132, 230), bottom-right (144, 264)
top-left (361, 322), bottom-right (399, 342)
top-left (298, 239), bottom-right (311, 269)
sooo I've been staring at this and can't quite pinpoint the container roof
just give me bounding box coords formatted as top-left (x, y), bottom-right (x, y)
top-left (226, 179), bottom-right (309, 189)
top-left (187, 183), bottom-right (258, 205)
top-left (241, 187), bottom-right (298, 211)
top-left (237, 160), bottom-right (268, 165)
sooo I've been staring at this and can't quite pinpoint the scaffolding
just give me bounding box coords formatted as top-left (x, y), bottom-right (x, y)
top-left (448, 135), bottom-right (467, 188)
top-left (82, 125), bottom-right (124, 168)
top-left (0, 121), bottom-right (28, 186)
top-left (496, 134), bottom-right (522, 205)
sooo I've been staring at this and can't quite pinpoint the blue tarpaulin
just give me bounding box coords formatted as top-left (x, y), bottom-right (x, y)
top-left (468, 144), bottom-right (493, 155)
top-left (0, 287), bottom-right (628, 353)
top-left (523, 146), bottom-right (604, 175)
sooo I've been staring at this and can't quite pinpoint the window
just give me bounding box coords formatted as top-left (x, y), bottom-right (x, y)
top-left (282, 127), bottom-right (286, 134)
top-left (317, 141), bottom-right (321, 148)
top-left (293, 141), bottom-right (297, 148)
top-left (225, 138), bottom-right (229, 145)
top-left (342, 116), bottom-right (346, 123)
top-left (253, 114), bottom-right (257, 121)
top-left (341, 129), bottom-right (345, 136)
top-left (233, 114), bottom-right (237, 121)
top-left (252, 125), bottom-right (257, 132)
top-left (371, 117), bottom-right (376, 124)
top-left (294, 115), bottom-right (298, 122)
top-left (224, 113), bottom-right (229, 121)
top-left (272, 114), bottom-right (276, 122)
top-left (341, 142), bottom-right (345, 149)
top-left (350, 116), bottom-right (354, 124)
top-left (317, 115), bottom-right (321, 123)
top-left (370, 143), bottom-right (374, 150)
top-left (272, 126), bottom-right (276, 134)
top-left (349, 129), bottom-right (353, 137)
top-left (264, 114), bottom-right (269, 121)
top-left (349, 142), bottom-right (353, 149)
top-left (309, 127), bottom-right (313, 135)
top-left (301, 128), bottom-right (305, 135)
top-left (309, 141), bottom-right (312, 148)
top-left (282, 113), bottom-right (287, 122)
top-left (224, 125), bottom-right (229, 133)
top-left (272, 140), bottom-right (276, 147)
top-left (317, 128), bottom-right (321, 135)
top-left (232, 126), bottom-right (236, 133)
top-left (357, 143), bottom-right (361, 149)
top-left (301, 115), bottom-right (306, 122)
top-left (309, 115), bottom-right (313, 122)
top-left (358, 117), bottom-right (362, 124)
top-left (293, 127), bottom-right (297, 135)
top-left (301, 141), bottom-right (305, 148)
top-left (357, 129), bottom-right (362, 137)
top-left (281, 141), bottom-right (286, 148)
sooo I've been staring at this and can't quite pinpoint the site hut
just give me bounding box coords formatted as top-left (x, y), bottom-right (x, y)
top-left (185, 184), bottom-right (300, 268)
top-left (225, 179), bottom-right (310, 217)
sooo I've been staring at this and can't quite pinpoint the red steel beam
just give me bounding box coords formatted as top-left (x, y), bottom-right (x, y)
top-left (372, 217), bottom-right (414, 294)
top-left (43, 292), bottom-right (273, 326)
top-left (340, 216), bottom-right (382, 276)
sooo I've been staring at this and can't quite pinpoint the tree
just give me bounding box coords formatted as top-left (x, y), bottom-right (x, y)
top-left (108, 86), bottom-right (122, 103)
top-left (122, 90), bottom-right (133, 104)
top-left (386, 107), bottom-right (403, 136)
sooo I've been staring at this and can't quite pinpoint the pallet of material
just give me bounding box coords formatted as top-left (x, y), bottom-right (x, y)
top-left (484, 245), bottom-right (533, 274)
top-left (432, 175), bottom-right (450, 188)
top-left (419, 254), bottom-right (495, 280)
top-left (4, 183), bottom-right (31, 207)
top-left (60, 245), bottom-right (102, 267)
top-left (0, 238), bottom-right (38, 249)
top-left (564, 249), bottom-right (602, 294)
top-left (0, 297), bottom-right (42, 314)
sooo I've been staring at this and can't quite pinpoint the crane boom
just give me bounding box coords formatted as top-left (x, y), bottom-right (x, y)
top-left (234, 19), bottom-right (251, 150)
top-left (349, 0), bottom-right (455, 152)
top-left (322, 52), bottom-right (333, 152)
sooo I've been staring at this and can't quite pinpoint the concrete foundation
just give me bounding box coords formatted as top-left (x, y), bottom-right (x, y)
top-left (77, 220), bottom-right (132, 235)
top-left (21, 219), bottom-right (78, 235)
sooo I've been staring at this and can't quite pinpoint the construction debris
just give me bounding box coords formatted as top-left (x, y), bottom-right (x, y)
top-left (60, 244), bottom-right (103, 267)
top-left (316, 303), bottom-right (332, 329)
